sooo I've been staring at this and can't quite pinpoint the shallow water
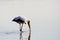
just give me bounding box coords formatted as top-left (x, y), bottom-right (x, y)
top-left (0, 30), bottom-right (31, 40)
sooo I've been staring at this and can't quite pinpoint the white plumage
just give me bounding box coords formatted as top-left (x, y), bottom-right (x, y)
top-left (12, 16), bottom-right (31, 31)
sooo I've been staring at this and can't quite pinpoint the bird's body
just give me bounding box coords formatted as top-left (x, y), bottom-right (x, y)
top-left (12, 16), bottom-right (31, 31)
top-left (13, 16), bottom-right (25, 24)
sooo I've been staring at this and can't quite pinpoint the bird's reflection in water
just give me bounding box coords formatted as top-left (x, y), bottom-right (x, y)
top-left (20, 30), bottom-right (31, 40)
top-left (20, 31), bottom-right (23, 40)
top-left (27, 30), bottom-right (31, 40)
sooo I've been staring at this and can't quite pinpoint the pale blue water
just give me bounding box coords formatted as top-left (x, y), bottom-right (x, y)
top-left (0, 31), bottom-right (19, 40)
top-left (0, 29), bottom-right (60, 40)
top-left (0, 30), bottom-right (30, 40)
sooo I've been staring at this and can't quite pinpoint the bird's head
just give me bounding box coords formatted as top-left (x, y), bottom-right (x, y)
top-left (12, 19), bottom-right (19, 24)
top-left (12, 19), bottom-right (15, 22)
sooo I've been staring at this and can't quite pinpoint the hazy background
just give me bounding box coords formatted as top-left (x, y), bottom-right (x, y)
top-left (0, 0), bottom-right (60, 40)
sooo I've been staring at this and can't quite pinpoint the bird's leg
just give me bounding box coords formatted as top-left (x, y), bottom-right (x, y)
top-left (27, 21), bottom-right (31, 32)
top-left (20, 23), bottom-right (23, 31)
top-left (27, 21), bottom-right (31, 40)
